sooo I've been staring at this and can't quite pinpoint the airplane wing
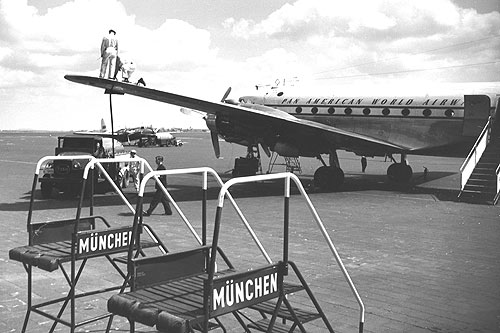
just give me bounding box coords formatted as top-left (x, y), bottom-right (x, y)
top-left (74, 131), bottom-right (114, 138)
top-left (65, 75), bottom-right (408, 153)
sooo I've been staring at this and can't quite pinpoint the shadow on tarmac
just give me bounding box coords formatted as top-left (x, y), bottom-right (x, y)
top-left (0, 170), bottom-right (460, 213)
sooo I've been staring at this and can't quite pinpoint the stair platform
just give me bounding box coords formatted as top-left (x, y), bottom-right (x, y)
top-left (249, 299), bottom-right (321, 323)
top-left (108, 269), bottom-right (235, 331)
top-left (248, 318), bottom-right (293, 333)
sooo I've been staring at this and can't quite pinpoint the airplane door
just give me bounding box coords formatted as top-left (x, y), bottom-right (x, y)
top-left (462, 95), bottom-right (491, 137)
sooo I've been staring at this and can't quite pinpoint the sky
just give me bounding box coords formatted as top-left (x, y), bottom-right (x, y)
top-left (0, 0), bottom-right (499, 130)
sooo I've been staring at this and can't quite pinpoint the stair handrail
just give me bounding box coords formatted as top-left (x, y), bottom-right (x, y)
top-left (494, 164), bottom-right (500, 205)
top-left (459, 116), bottom-right (492, 191)
top-left (211, 172), bottom-right (365, 333)
top-left (80, 156), bottom-right (168, 253)
top-left (138, 167), bottom-right (273, 262)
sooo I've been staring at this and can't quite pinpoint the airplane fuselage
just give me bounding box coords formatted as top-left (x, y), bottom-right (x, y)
top-left (241, 94), bottom-right (496, 158)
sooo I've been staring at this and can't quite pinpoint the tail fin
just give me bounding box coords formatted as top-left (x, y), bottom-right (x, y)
top-left (101, 118), bottom-right (107, 132)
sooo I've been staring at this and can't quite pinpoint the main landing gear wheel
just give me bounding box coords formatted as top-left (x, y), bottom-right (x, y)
top-left (314, 166), bottom-right (344, 191)
top-left (40, 182), bottom-right (52, 198)
top-left (387, 163), bottom-right (413, 183)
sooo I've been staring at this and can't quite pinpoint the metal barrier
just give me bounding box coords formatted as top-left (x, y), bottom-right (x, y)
top-left (125, 168), bottom-right (365, 332)
top-left (11, 155), bottom-right (167, 333)
top-left (211, 172), bottom-right (365, 333)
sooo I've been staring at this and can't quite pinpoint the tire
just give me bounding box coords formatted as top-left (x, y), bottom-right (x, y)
top-left (387, 163), bottom-right (413, 183)
top-left (314, 166), bottom-right (344, 190)
top-left (40, 182), bottom-right (52, 198)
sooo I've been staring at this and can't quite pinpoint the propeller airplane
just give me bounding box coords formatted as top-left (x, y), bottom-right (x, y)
top-left (65, 75), bottom-right (499, 190)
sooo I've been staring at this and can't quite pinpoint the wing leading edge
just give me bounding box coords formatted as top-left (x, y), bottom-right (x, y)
top-left (64, 75), bottom-right (407, 153)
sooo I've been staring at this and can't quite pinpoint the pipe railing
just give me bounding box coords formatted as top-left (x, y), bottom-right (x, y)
top-left (138, 167), bottom-right (272, 263)
top-left (494, 165), bottom-right (500, 205)
top-left (209, 172), bottom-right (365, 333)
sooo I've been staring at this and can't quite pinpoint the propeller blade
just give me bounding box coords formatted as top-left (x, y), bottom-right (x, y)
top-left (210, 130), bottom-right (220, 158)
top-left (221, 87), bottom-right (232, 102)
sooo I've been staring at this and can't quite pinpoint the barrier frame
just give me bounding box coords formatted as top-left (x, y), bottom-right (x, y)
top-left (13, 155), bottom-right (168, 333)
top-left (120, 168), bottom-right (365, 332)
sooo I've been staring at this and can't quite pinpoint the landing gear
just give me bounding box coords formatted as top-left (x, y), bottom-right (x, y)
top-left (314, 166), bottom-right (344, 190)
top-left (386, 153), bottom-right (413, 183)
top-left (313, 151), bottom-right (345, 191)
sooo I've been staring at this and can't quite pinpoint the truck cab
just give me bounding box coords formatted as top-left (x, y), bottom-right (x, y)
top-left (39, 135), bottom-right (127, 198)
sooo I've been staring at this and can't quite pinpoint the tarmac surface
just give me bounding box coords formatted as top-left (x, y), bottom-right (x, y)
top-left (1, 132), bottom-right (499, 332)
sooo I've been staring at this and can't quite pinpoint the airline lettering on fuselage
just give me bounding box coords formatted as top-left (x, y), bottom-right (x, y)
top-left (423, 98), bottom-right (462, 106)
top-left (279, 97), bottom-right (464, 107)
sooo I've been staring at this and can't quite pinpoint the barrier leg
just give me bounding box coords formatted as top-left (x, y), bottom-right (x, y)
top-left (20, 264), bottom-right (32, 333)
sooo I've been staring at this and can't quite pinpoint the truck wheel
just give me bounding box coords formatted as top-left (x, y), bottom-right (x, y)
top-left (40, 182), bottom-right (52, 198)
top-left (63, 186), bottom-right (80, 198)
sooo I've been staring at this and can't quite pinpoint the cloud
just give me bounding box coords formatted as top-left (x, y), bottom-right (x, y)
top-left (0, 0), bottom-right (499, 130)
top-left (223, 0), bottom-right (500, 84)
top-left (0, 0), bottom-right (219, 81)
top-left (0, 0), bottom-right (223, 130)
top-left (225, 0), bottom-right (483, 41)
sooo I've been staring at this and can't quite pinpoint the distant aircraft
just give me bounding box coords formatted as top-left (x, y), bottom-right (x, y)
top-left (76, 121), bottom-right (182, 147)
top-left (65, 75), bottom-right (499, 190)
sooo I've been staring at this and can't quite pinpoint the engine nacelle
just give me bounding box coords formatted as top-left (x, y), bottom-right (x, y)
top-left (273, 142), bottom-right (300, 157)
top-left (205, 114), bottom-right (218, 133)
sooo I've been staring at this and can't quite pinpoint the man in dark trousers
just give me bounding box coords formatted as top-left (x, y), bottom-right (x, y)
top-left (144, 156), bottom-right (172, 216)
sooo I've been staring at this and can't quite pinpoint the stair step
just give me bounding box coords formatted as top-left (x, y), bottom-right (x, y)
top-left (463, 185), bottom-right (496, 193)
top-left (461, 189), bottom-right (496, 196)
top-left (480, 157), bottom-right (500, 163)
top-left (472, 169), bottom-right (496, 175)
top-left (192, 320), bottom-right (222, 331)
top-left (468, 178), bottom-right (495, 184)
top-left (282, 282), bottom-right (306, 294)
top-left (459, 191), bottom-right (497, 204)
top-left (247, 318), bottom-right (293, 333)
top-left (475, 160), bottom-right (497, 165)
top-left (249, 300), bottom-right (321, 323)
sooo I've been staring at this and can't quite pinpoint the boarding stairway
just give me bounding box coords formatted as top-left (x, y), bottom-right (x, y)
top-left (459, 111), bottom-right (500, 205)
top-left (107, 169), bottom-right (365, 332)
top-left (267, 152), bottom-right (303, 174)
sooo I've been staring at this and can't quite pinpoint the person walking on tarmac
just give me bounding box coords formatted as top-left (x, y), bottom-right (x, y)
top-left (361, 156), bottom-right (367, 173)
top-left (128, 149), bottom-right (140, 192)
top-left (99, 29), bottom-right (119, 79)
top-left (144, 156), bottom-right (172, 216)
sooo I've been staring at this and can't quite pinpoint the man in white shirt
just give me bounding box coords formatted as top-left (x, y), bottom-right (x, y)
top-left (99, 29), bottom-right (119, 79)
